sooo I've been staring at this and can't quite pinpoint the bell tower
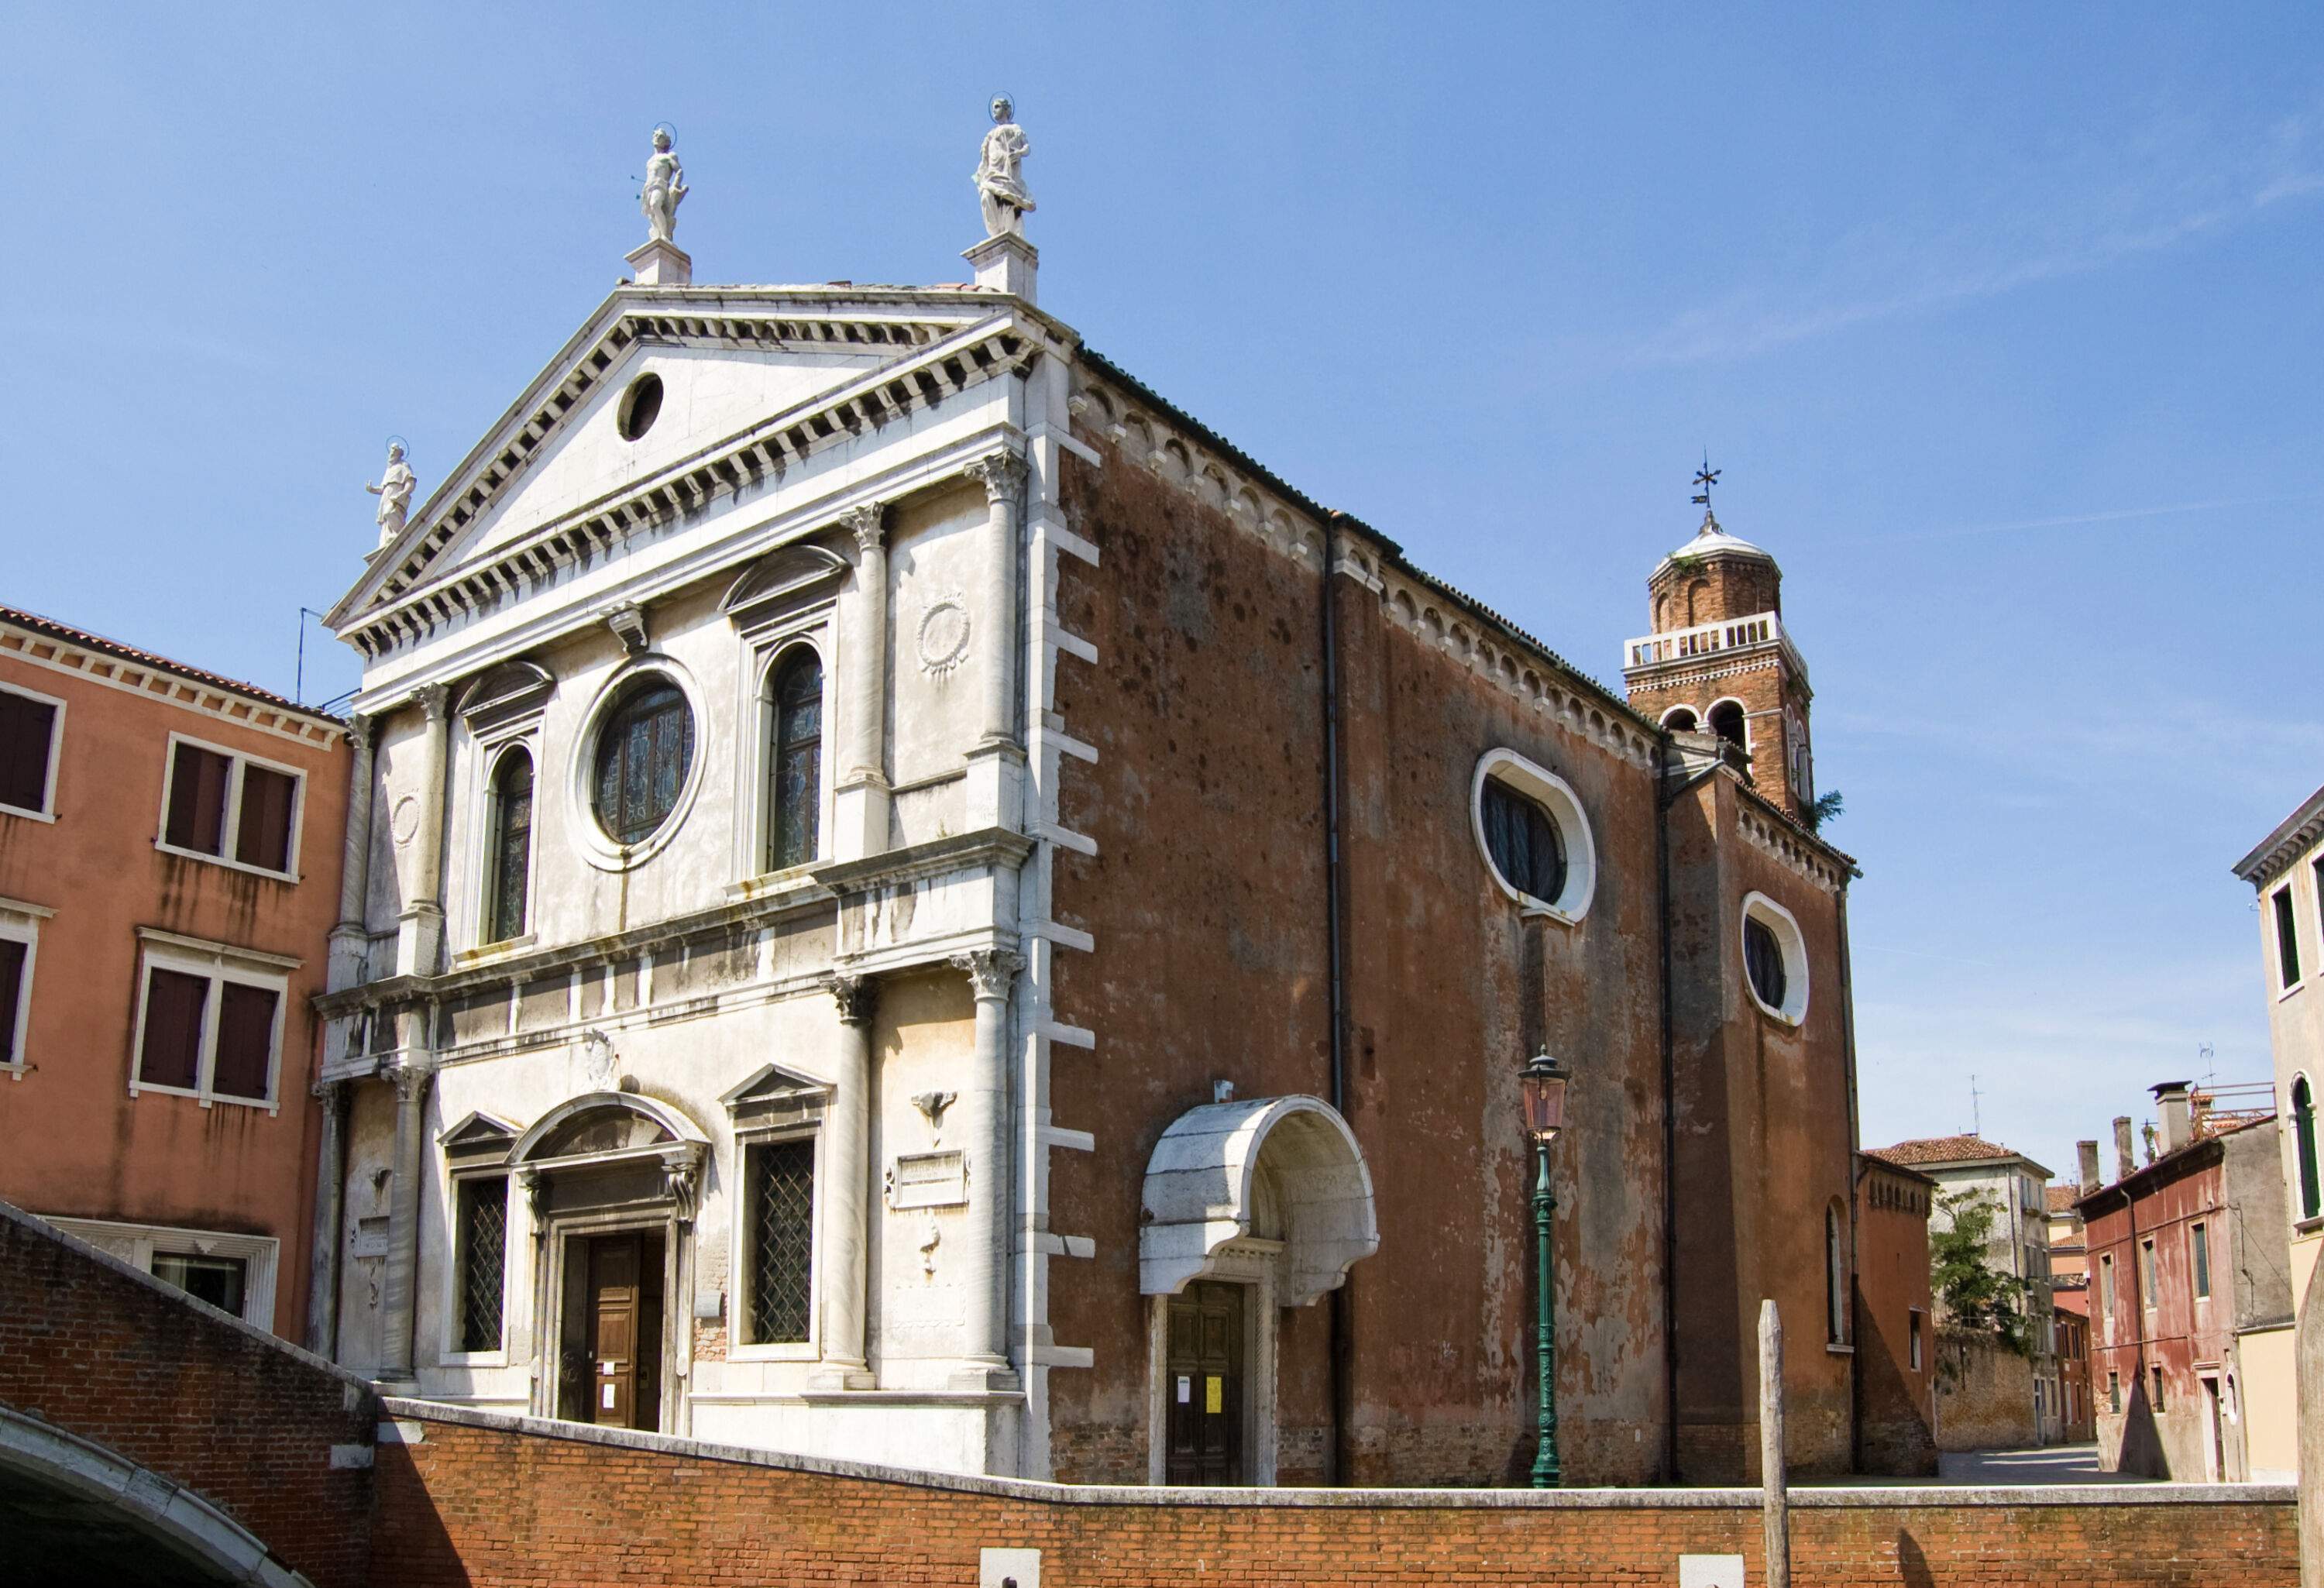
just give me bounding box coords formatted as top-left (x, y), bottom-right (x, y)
top-left (1621, 462), bottom-right (1816, 821)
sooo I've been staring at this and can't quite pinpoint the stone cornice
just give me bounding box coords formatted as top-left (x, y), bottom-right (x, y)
top-left (2234, 782), bottom-right (2324, 887)
top-left (810, 826), bottom-right (1037, 894)
top-left (335, 305), bottom-right (1041, 660)
top-left (0, 616), bottom-right (344, 748)
top-left (1736, 790), bottom-right (1857, 893)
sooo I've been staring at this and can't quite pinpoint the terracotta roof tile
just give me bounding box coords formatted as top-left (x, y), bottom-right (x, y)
top-left (0, 605), bottom-right (339, 724)
top-left (1867, 1135), bottom-right (2023, 1167)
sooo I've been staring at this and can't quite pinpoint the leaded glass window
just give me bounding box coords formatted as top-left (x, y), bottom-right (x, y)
top-left (2296, 1077), bottom-right (2320, 1220)
top-left (593, 680), bottom-right (694, 845)
top-left (456, 1175), bottom-right (507, 1353)
top-left (747, 1138), bottom-right (816, 1344)
top-left (1480, 779), bottom-right (1566, 904)
top-left (488, 749), bottom-right (533, 943)
top-left (767, 651), bottom-right (823, 872)
top-left (1745, 917), bottom-right (1788, 1009)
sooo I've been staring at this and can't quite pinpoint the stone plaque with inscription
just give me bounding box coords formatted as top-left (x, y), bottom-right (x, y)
top-left (888, 1150), bottom-right (968, 1209)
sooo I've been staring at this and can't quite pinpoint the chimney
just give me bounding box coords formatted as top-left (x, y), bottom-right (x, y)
top-left (2154, 1081), bottom-right (2193, 1156)
top-left (2113, 1116), bottom-right (2136, 1181)
top-left (2077, 1139), bottom-right (2102, 1193)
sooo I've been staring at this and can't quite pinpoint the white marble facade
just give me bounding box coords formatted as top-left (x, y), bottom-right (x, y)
top-left (314, 276), bottom-right (1100, 1476)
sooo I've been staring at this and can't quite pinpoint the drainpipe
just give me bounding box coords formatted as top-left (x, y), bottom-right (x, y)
top-left (1836, 884), bottom-right (1864, 1472)
top-left (1321, 512), bottom-right (1351, 1486)
top-left (1655, 745), bottom-right (1679, 1481)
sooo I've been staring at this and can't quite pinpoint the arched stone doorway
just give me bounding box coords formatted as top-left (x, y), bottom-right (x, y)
top-left (510, 1091), bottom-right (708, 1434)
top-left (1138, 1095), bottom-right (1379, 1485)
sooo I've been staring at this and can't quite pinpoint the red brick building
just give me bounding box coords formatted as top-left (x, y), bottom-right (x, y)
top-left (1854, 1150), bottom-right (1938, 1473)
top-left (2081, 1086), bottom-right (2290, 1480)
top-left (0, 606), bottom-right (348, 1339)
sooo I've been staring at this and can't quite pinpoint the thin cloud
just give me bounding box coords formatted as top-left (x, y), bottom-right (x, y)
top-left (1625, 111), bottom-right (2324, 367)
top-left (1904, 494), bottom-right (2309, 540)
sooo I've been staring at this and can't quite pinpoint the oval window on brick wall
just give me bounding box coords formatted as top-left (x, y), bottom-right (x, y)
top-left (1740, 891), bottom-right (1810, 1025)
top-left (1470, 749), bottom-right (1597, 923)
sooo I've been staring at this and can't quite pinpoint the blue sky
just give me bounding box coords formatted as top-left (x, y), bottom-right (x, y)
top-left (4, 5), bottom-right (2319, 1181)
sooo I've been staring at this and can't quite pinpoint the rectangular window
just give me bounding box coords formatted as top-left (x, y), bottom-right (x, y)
top-left (2139, 1238), bottom-right (2157, 1309)
top-left (2192, 1222), bottom-right (2211, 1299)
top-left (131, 943), bottom-right (287, 1109)
top-left (2151, 1364), bottom-right (2165, 1411)
top-left (2099, 1253), bottom-right (2114, 1326)
top-left (153, 1252), bottom-right (248, 1316)
top-left (2108, 1370), bottom-right (2121, 1414)
top-left (159, 736), bottom-right (301, 878)
top-left (0, 684), bottom-right (63, 816)
top-left (1909, 1308), bottom-right (1923, 1372)
top-left (2279, 885), bottom-right (2304, 988)
top-left (455, 1176), bottom-right (508, 1353)
top-left (0, 936), bottom-right (26, 1066)
top-left (745, 1138), bottom-right (816, 1345)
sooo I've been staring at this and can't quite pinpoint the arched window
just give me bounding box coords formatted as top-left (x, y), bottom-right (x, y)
top-left (1825, 1203), bottom-right (1846, 1344)
top-left (486, 748), bottom-right (533, 944)
top-left (766, 650), bottom-right (823, 871)
top-left (1707, 699), bottom-right (1747, 749)
top-left (1479, 778), bottom-right (1566, 906)
top-left (1662, 706), bottom-right (1700, 734)
top-left (593, 679), bottom-right (694, 845)
top-left (2295, 1076), bottom-right (2320, 1221)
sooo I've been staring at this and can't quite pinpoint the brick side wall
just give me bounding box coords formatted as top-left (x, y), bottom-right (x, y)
top-left (0, 1204), bottom-right (379, 1587)
top-left (374, 1404), bottom-right (2295, 1588)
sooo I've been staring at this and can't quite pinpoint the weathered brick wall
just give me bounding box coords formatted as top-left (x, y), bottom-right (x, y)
top-left (374, 1403), bottom-right (2296, 1587)
top-left (0, 1203), bottom-right (379, 1587)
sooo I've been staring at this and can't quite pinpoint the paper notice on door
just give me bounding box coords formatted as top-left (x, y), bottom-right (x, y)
top-left (1205, 1376), bottom-right (1223, 1414)
top-left (1176, 1375), bottom-right (1191, 1404)
top-left (602, 1383), bottom-right (617, 1410)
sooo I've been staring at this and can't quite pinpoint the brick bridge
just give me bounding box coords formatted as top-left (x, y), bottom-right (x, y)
top-left (0, 1202), bottom-right (2297, 1586)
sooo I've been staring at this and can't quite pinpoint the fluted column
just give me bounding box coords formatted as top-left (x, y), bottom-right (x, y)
top-left (833, 504), bottom-right (892, 859)
top-left (378, 1062), bottom-right (434, 1384)
top-left (963, 453), bottom-right (1026, 750)
top-left (327, 714), bottom-right (376, 992)
top-left (951, 947), bottom-right (1022, 1386)
top-left (815, 974), bottom-right (877, 1389)
top-left (394, 685), bottom-right (452, 978)
top-left (305, 1078), bottom-right (349, 1356)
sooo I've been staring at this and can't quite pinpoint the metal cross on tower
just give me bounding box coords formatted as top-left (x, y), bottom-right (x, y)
top-left (1691, 454), bottom-right (1721, 514)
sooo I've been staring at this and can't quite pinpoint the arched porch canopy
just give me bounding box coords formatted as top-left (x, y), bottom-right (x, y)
top-left (1140, 1095), bottom-right (1378, 1308)
top-left (509, 1090), bottom-right (709, 1166)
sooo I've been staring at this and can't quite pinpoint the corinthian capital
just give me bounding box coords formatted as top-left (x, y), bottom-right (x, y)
top-left (387, 1063), bottom-right (435, 1105)
top-left (964, 451), bottom-right (1028, 508)
top-left (414, 683), bottom-right (452, 722)
top-left (842, 502), bottom-right (887, 555)
top-left (950, 947), bottom-right (1024, 1002)
top-left (831, 973), bottom-right (878, 1026)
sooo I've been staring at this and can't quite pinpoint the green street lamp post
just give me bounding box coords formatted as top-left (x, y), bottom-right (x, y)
top-left (1521, 1052), bottom-right (1572, 1489)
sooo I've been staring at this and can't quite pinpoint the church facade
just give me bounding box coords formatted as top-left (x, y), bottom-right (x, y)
top-left (311, 123), bottom-right (1868, 1487)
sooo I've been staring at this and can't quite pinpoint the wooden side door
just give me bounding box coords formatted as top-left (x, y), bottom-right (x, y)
top-left (1164, 1281), bottom-right (1246, 1485)
top-left (586, 1234), bottom-right (643, 1428)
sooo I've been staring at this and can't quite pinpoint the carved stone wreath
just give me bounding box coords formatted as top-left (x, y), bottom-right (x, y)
top-left (916, 595), bottom-right (971, 676)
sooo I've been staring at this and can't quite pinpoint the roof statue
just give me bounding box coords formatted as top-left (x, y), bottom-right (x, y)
top-left (364, 440), bottom-right (416, 547)
top-left (975, 96), bottom-right (1034, 239)
top-left (642, 126), bottom-right (688, 245)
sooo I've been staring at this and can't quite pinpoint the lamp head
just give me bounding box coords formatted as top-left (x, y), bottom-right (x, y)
top-left (1519, 1052), bottom-right (1571, 1144)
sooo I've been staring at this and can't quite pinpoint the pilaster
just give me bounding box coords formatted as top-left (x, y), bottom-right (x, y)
top-left (813, 974), bottom-right (877, 1390)
top-left (832, 504), bottom-right (893, 860)
top-left (951, 947), bottom-right (1023, 1390)
top-left (394, 685), bottom-right (452, 978)
top-left (377, 1062), bottom-right (435, 1387)
top-left (963, 453), bottom-right (1028, 834)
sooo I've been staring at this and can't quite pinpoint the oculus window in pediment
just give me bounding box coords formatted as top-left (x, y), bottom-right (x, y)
top-left (722, 545), bottom-right (849, 634)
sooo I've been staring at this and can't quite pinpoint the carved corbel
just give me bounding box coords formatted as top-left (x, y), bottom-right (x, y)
top-left (602, 600), bottom-right (650, 654)
top-left (913, 1089), bottom-right (957, 1142)
top-left (520, 1167), bottom-right (551, 1236)
top-left (662, 1148), bottom-right (703, 1226)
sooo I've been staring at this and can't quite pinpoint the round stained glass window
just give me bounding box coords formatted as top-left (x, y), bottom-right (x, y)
top-left (593, 679), bottom-right (695, 844)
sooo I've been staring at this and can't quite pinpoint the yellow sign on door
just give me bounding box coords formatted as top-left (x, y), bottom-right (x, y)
top-left (1205, 1375), bottom-right (1223, 1414)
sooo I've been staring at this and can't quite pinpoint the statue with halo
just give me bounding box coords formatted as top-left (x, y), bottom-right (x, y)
top-left (641, 125), bottom-right (688, 244)
top-left (365, 440), bottom-right (417, 545)
top-left (974, 95), bottom-right (1034, 239)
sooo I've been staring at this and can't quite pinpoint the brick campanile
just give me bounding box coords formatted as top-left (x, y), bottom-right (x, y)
top-left (1621, 500), bottom-right (1816, 820)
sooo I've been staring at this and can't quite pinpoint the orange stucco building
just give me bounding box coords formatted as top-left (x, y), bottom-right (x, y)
top-left (0, 606), bottom-right (347, 1339)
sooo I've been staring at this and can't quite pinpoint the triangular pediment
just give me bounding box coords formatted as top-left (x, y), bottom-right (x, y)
top-left (328, 285), bottom-right (1035, 648)
top-left (438, 1109), bottom-right (523, 1154)
top-left (720, 1061), bottom-right (831, 1109)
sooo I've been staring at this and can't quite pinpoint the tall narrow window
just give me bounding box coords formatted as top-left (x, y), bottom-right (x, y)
top-left (1825, 1204), bottom-right (1845, 1343)
top-left (2139, 1237), bottom-right (2157, 1309)
top-left (487, 749), bottom-right (534, 944)
top-left (766, 651), bottom-right (823, 872)
top-left (746, 1138), bottom-right (816, 1344)
top-left (2278, 885), bottom-right (2304, 988)
top-left (2150, 1364), bottom-right (2165, 1411)
top-left (2108, 1370), bottom-right (2121, 1414)
top-left (2099, 1253), bottom-right (2116, 1328)
top-left (2191, 1222), bottom-right (2211, 1299)
top-left (456, 1176), bottom-right (508, 1352)
top-left (2296, 1077), bottom-right (2322, 1220)
top-left (1909, 1308), bottom-right (1923, 1372)
top-left (0, 686), bottom-right (60, 815)
top-left (0, 937), bottom-right (26, 1064)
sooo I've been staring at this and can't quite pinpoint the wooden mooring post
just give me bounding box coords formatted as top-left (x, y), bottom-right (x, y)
top-left (1759, 1298), bottom-right (1790, 1588)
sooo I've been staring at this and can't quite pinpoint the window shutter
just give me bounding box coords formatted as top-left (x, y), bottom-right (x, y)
top-left (0, 939), bottom-right (24, 1062)
top-left (166, 745), bottom-right (231, 854)
top-left (0, 692), bottom-right (57, 812)
top-left (234, 765), bottom-right (296, 872)
top-left (211, 983), bottom-right (278, 1100)
top-left (138, 968), bottom-right (209, 1088)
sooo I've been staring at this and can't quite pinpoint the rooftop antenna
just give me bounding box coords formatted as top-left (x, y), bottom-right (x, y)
top-left (2197, 1043), bottom-right (2216, 1090)
top-left (1968, 1073), bottom-right (1982, 1137)
top-left (1691, 452), bottom-right (1721, 524)
top-left (295, 607), bottom-right (329, 706)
